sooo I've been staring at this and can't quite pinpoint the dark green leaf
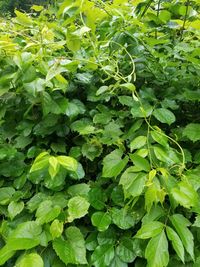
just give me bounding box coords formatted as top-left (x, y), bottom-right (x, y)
top-left (91, 212), bottom-right (111, 231)
top-left (91, 244), bottom-right (115, 267)
top-left (183, 123), bottom-right (200, 142)
top-left (102, 149), bottom-right (128, 178)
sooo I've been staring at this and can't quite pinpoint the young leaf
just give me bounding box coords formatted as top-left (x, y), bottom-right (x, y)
top-left (145, 230), bottom-right (169, 267)
top-left (102, 149), bottom-right (129, 178)
top-left (16, 253), bottom-right (44, 267)
top-left (153, 108), bottom-right (175, 125)
top-left (57, 156), bottom-right (78, 172)
top-left (30, 152), bottom-right (49, 173)
top-left (135, 221), bottom-right (164, 239)
top-left (50, 219), bottom-right (64, 239)
top-left (48, 156), bottom-right (60, 178)
top-left (170, 214), bottom-right (194, 260)
top-left (166, 226), bottom-right (184, 263)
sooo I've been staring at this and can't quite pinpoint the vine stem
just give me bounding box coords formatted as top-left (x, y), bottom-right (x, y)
top-left (180, 0), bottom-right (190, 40)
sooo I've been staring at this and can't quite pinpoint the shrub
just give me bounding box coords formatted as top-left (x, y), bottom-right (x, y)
top-left (0, 0), bottom-right (200, 266)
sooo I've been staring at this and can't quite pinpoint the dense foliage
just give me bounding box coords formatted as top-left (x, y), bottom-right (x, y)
top-left (0, 0), bottom-right (200, 266)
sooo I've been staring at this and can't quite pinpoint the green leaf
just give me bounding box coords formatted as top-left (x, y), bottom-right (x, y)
top-left (82, 142), bottom-right (102, 160)
top-left (14, 10), bottom-right (33, 26)
top-left (110, 255), bottom-right (127, 267)
top-left (57, 156), bottom-right (78, 172)
top-left (0, 187), bottom-right (15, 205)
top-left (0, 245), bottom-right (15, 266)
top-left (69, 163), bottom-right (85, 180)
top-left (89, 187), bottom-right (106, 210)
top-left (53, 227), bottom-right (87, 265)
top-left (7, 221), bottom-right (42, 250)
top-left (153, 108), bottom-right (175, 125)
top-left (151, 130), bottom-right (169, 147)
top-left (130, 154), bottom-right (150, 172)
top-left (135, 221), bottom-right (164, 239)
top-left (131, 102), bottom-right (153, 118)
top-left (116, 237), bottom-right (140, 263)
top-left (153, 146), bottom-right (180, 166)
top-left (91, 244), bottom-right (115, 267)
top-left (8, 201), bottom-right (24, 220)
top-left (102, 149), bottom-right (129, 178)
top-left (68, 196), bottom-right (90, 222)
top-left (120, 83), bottom-right (136, 92)
top-left (86, 232), bottom-right (98, 251)
top-left (166, 226), bottom-right (184, 263)
top-left (120, 168), bottom-right (146, 198)
top-left (46, 64), bottom-right (67, 82)
top-left (36, 200), bottom-right (61, 225)
top-left (183, 123), bottom-right (200, 142)
top-left (67, 183), bottom-right (90, 198)
top-left (30, 152), bottom-right (49, 173)
top-left (96, 86), bottom-right (109, 96)
top-left (71, 119), bottom-right (95, 135)
top-left (145, 230), bottom-right (169, 267)
top-left (171, 181), bottom-right (198, 208)
top-left (170, 214), bottom-right (194, 260)
top-left (145, 181), bottom-right (164, 212)
top-left (48, 156), bottom-right (60, 178)
top-left (130, 136), bottom-right (147, 151)
top-left (111, 207), bottom-right (136, 230)
top-left (91, 212), bottom-right (111, 231)
top-left (193, 215), bottom-right (200, 227)
top-left (31, 5), bottom-right (44, 12)
top-left (97, 228), bottom-right (116, 245)
top-left (50, 220), bottom-right (64, 239)
top-left (53, 238), bottom-right (75, 265)
top-left (16, 253), bottom-right (44, 267)
top-left (66, 226), bottom-right (87, 264)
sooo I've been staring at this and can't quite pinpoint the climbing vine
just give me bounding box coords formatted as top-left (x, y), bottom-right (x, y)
top-left (0, 0), bottom-right (200, 266)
